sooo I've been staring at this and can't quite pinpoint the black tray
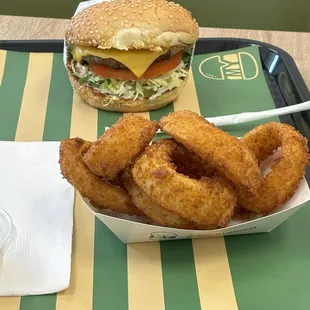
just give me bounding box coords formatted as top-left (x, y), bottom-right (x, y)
top-left (0, 37), bottom-right (309, 136)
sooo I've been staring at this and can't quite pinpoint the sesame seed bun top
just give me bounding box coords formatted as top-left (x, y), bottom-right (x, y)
top-left (65, 0), bottom-right (199, 51)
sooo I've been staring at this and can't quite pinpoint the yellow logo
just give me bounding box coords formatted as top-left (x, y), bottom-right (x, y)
top-left (199, 52), bottom-right (259, 80)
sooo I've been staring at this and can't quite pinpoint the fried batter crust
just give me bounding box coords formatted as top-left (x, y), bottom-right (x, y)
top-left (238, 122), bottom-right (310, 214)
top-left (83, 113), bottom-right (157, 180)
top-left (121, 168), bottom-right (212, 229)
top-left (160, 110), bottom-right (261, 195)
top-left (59, 137), bottom-right (142, 215)
top-left (131, 139), bottom-right (236, 227)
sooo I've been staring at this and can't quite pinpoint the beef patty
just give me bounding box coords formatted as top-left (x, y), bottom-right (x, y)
top-left (83, 50), bottom-right (171, 69)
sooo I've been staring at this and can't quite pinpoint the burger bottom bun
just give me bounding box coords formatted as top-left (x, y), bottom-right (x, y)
top-left (68, 70), bottom-right (188, 112)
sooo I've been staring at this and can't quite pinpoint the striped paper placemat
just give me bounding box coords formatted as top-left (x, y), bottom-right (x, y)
top-left (0, 47), bottom-right (310, 310)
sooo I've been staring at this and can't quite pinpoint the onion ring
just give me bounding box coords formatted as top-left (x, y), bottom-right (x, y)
top-left (131, 139), bottom-right (237, 228)
top-left (172, 141), bottom-right (216, 179)
top-left (238, 122), bottom-right (309, 214)
top-left (121, 168), bottom-right (211, 229)
top-left (159, 110), bottom-right (261, 195)
top-left (59, 137), bottom-right (142, 215)
top-left (83, 113), bottom-right (157, 180)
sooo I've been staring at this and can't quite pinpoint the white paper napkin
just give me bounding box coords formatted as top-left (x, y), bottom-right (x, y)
top-left (0, 141), bottom-right (74, 296)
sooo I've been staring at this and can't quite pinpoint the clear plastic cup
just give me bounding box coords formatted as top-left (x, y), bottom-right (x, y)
top-left (0, 208), bottom-right (16, 275)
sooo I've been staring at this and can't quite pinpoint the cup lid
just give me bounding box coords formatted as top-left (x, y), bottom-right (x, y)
top-left (0, 208), bottom-right (16, 256)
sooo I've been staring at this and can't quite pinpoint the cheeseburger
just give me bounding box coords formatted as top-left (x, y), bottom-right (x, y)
top-left (65, 0), bottom-right (199, 112)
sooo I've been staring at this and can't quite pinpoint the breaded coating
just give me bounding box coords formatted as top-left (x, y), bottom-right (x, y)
top-left (121, 168), bottom-right (212, 230)
top-left (159, 110), bottom-right (261, 195)
top-left (59, 137), bottom-right (142, 215)
top-left (238, 122), bottom-right (310, 214)
top-left (83, 113), bottom-right (157, 180)
top-left (131, 139), bottom-right (236, 228)
top-left (172, 141), bottom-right (215, 179)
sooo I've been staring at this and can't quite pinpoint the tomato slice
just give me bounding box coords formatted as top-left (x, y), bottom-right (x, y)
top-left (88, 52), bottom-right (182, 80)
top-left (88, 63), bottom-right (137, 80)
top-left (143, 52), bottom-right (182, 79)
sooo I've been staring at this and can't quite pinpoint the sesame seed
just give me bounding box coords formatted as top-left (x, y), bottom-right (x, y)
top-left (131, 4), bottom-right (134, 7)
top-left (92, 39), bottom-right (97, 44)
top-left (100, 16), bottom-right (103, 20)
top-left (90, 30), bottom-right (93, 34)
top-left (139, 11), bottom-right (142, 14)
top-left (143, 6), bottom-right (147, 9)
top-left (132, 9), bottom-right (136, 12)
top-left (169, 15), bottom-right (173, 18)
top-left (113, 16), bottom-right (118, 20)
top-left (87, 22), bottom-right (91, 26)
top-left (108, 11), bottom-right (112, 15)
top-left (95, 30), bottom-right (98, 33)
top-left (123, 12), bottom-right (127, 16)
top-left (104, 21), bottom-right (107, 25)
top-left (170, 23), bottom-right (173, 27)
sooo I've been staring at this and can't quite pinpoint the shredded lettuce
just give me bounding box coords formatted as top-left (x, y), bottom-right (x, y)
top-left (182, 52), bottom-right (191, 66)
top-left (71, 59), bottom-right (189, 101)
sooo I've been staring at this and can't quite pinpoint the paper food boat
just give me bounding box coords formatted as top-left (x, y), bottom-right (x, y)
top-left (80, 177), bottom-right (310, 243)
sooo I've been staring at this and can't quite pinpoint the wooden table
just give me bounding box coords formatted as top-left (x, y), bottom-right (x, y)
top-left (0, 15), bottom-right (309, 88)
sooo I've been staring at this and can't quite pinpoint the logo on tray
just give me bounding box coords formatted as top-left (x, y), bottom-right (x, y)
top-left (199, 52), bottom-right (259, 80)
top-left (149, 232), bottom-right (177, 240)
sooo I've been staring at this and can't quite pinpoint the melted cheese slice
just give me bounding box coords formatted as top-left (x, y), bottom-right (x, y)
top-left (72, 45), bottom-right (168, 78)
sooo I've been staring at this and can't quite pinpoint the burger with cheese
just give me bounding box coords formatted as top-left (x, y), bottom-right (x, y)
top-left (65, 0), bottom-right (199, 112)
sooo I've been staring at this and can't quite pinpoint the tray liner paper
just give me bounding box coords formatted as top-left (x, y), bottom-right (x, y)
top-left (1, 8), bottom-right (310, 309)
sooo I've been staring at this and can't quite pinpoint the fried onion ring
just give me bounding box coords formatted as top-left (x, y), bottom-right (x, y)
top-left (59, 137), bottom-right (142, 215)
top-left (131, 139), bottom-right (237, 228)
top-left (121, 168), bottom-right (210, 229)
top-left (237, 122), bottom-right (309, 214)
top-left (159, 110), bottom-right (261, 195)
top-left (83, 113), bottom-right (157, 180)
top-left (172, 141), bottom-right (215, 179)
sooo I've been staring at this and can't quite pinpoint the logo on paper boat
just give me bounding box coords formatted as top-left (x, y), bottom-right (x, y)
top-left (199, 52), bottom-right (259, 80)
top-left (149, 232), bottom-right (177, 240)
